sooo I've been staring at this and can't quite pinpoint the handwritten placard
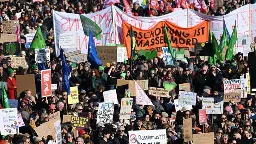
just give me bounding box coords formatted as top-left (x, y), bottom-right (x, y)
top-left (224, 89), bottom-right (242, 102)
top-left (68, 87), bottom-right (79, 104)
top-left (103, 89), bottom-right (119, 104)
top-left (120, 98), bottom-right (133, 119)
top-left (178, 91), bottom-right (197, 105)
top-left (224, 79), bottom-right (242, 93)
top-left (11, 57), bottom-right (27, 68)
top-left (35, 49), bottom-right (50, 63)
top-left (199, 109), bottom-right (207, 125)
top-left (149, 87), bottom-right (169, 97)
top-left (65, 51), bottom-right (87, 63)
top-left (48, 111), bottom-right (60, 121)
top-left (59, 32), bottom-right (77, 53)
top-left (71, 116), bottom-right (89, 129)
top-left (54, 120), bottom-right (62, 144)
top-left (179, 83), bottom-right (191, 92)
top-left (183, 118), bottom-right (193, 142)
top-left (0, 108), bottom-right (18, 135)
top-left (193, 132), bottom-right (214, 144)
top-left (96, 46), bottom-right (117, 65)
top-left (2, 20), bottom-right (19, 34)
top-left (97, 102), bottom-right (114, 124)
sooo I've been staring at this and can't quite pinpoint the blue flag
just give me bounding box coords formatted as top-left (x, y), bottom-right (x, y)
top-left (60, 49), bottom-right (71, 94)
top-left (88, 31), bottom-right (102, 68)
top-left (224, 20), bottom-right (231, 40)
top-left (37, 63), bottom-right (46, 70)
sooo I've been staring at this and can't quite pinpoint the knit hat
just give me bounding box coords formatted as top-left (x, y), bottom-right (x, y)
top-left (7, 68), bottom-right (14, 75)
top-left (31, 65), bottom-right (38, 70)
top-left (98, 66), bottom-right (105, 71)
top-left (120, 73), bottom-right (126, 78)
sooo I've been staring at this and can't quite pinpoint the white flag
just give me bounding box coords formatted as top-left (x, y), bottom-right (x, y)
top-left (135, 81), bottom-right (153, 105)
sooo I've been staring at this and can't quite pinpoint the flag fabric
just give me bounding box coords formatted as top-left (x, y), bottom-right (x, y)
top-left (210, 33), bottom-right (219, 65)
top-left (103, 0), bottom-right (120, 8)
top-left (226, 22), bottom-right (237, 61)
top-left (2, 82), bottom-right (10, 108)
top-left (30, 26), bottom-right (46, 51)
top-left (130, 25), bottom-right (136, 58)
top-left (164, 26), bottom-right (174, 58)
top-left (80, 15), bottom-right (102, 40)
top-left (219, 20), bottom-right (229, 53)
top-left (88, 31), bottom-right (102, 68)
top-left (135, 81), bottom-right (153, 106)
top-left (224, 20), bottom-right (231, 40)
top-left (123, 0), bottom-right (132, 15)
top-left (60, 49), bottom-right (71, 94)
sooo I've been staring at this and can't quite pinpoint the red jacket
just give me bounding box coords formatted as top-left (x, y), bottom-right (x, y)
top-left (7, 77), bottom-right (16, 99)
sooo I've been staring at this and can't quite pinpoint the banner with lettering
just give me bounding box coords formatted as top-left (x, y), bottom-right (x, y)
top-left (122, 20), bottom-right (209, 55)
top-left (128, 129), bottom-right (167, 144)
top-left (97, 102), bottom-right (114, 124)
top-left (120, 98), bottom-right (133, 119)
top-left (41, 69), bottom-right (52, 97)
top-left (0, 108), bottom-right (18, 135)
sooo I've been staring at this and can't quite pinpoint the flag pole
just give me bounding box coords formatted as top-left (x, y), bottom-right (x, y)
top-left (130, 25), bottom-right (133, 72)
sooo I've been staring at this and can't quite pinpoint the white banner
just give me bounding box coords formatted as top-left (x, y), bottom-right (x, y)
top-left (120, 98), bottom-right (133, 119)
top-left (97, 102), bottom-right (114, 124)
top-left (128, 129), bottom-right (167, 144)
top-left (0, 108), bottom-right (18, 135)
top-left (103, 89), bottom-right (119, 104)
top-left (53, 4), bottom-right (256, 56)
top-left (178, 91), bottom-right (197, 105)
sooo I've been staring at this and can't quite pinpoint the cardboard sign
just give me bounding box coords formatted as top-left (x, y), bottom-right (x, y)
top-left (103, 89), bottom-right (119, 104)
top-left (3, 42), bottom-right (21, 55)
top-left (71, 116), bottom-right (89, 129)
top-left (35, 49), bottom-right (50, 63)
top-left (183, 118), bottom-right (193, 142)
top-left (8, 99), bottom-right (18, 108)
top-left (179, 83), bottom-right (191, 92)
top-left (96, 46), bottom-right (117, 65)
top-left (0, 34), bottom-right (17, 43)
top-left (193, 132), bottom-right (214, 144)
top-left (51, 84), bottom-right (57, 90)
top-left (120, 98), bottom-right (133, 119)
top-left (65, 51), bottom-right (87, 63)
top-left (123, 21), bottom-right (209, 57)
top-left (149, 87), bottom-right (169, 97)
top-left (178, 91), bottom-right (197, 106)
top-left (97, 102), bottom-right (114, 124)
top-left (11, 57), bottom-right (27, 68)
top-left (199, 109), bottom-right (207, 125)
top-left (34, 116), bottom-right (60, 139)
top-left (2, 20), bottom-right (19, 34)
top-left (48, 111), bottom-right (60, 121)
top-left (68, 87), bottom-right (79, 104)
top-left (128, 129), bottom-right (167, 144)
top-left (41, 69), bottom-right (52, 97)
top-left (117, 79), bottom-right (148, 96)
top-left (224, 79), bottom-right (242, 93)
top-left (59, 32), bottom-right (77, 53)
top-left (16, 74), bottom-right (36, 97)
top-left (62, 115), bottom-right (72, 123)
top-left (224, 89), bottom-right (242, 102)
top-left (0, 108), bottom-right (18, 135)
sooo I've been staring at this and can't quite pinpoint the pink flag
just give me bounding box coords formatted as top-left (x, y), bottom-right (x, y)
top-left (103, 0), bottom-right (120, 8)
top-left (135, 81), bottom-right (153, 106)
top-left (123, 0), bottom-right (133, 15)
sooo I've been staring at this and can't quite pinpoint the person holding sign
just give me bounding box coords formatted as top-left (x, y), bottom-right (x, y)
top-left (7, 68), bottom-right (16, 99)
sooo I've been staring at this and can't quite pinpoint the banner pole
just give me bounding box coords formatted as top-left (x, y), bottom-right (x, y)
top-left (187, 8), bottom-right (189, 28)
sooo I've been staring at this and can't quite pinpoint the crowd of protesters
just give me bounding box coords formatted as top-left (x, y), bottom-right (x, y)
top-left (0, 0), bottom-right (255, 144)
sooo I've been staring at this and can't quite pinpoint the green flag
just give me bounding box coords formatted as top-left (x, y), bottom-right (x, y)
top-left (226, 22), bottom-right (237, 61)
top-left (80, 15), bottom-right (102, 40)
top-left (208, 30), bottom-right (212, 43)
top-left (30, 27), bottom-right (46, 51)
top-left (164, 26), bottom-right (174, 59)
top-left (2, 82), bottom-right (10, 108)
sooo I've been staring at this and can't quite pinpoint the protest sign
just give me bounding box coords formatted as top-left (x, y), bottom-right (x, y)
top-left (0, 0), bottom-right (9, 1)
top-left (25, 33), bottom-right (35, 48)
top-left (8, 99), bottom-right (18, 108)
top-left (51, 84), bottom-right (57, 90)
top-left (224, 79), bottom-right (242, 93)
top-left (97, 102), bottom-right (114, 124)
top-left (174, 99), bottom-right (193, 112)
top-left (17, 113), bottom-right (25, 127)
top-left (11, 57), bottom-right (27, 68)
top-left (123, 20), bottom-right (209, 54)
top-left (129, 80), bottom-right (148, 96)
top-left (179, 83), bottom-right (191, 92)
top-left (103, 89), bottom-right (119, 104)
top-left (120, 98), bottom-right (133, 119)
top-left (224, 89), bottom-right (242, 102)
top-left (199, 109), bottom-right (207, 125)
top-left (149, 87), bottom-right (169, 97)
top-left (41, 69), bottom-right (52, 97)
top-left (135, 81), bottom-right (153, 105)
top-left (68, 87), bottom-right (79, 104)
top-left (34, 116), bottom-right (60, 139)
top-left (35, 49), bottom-right (50, 63)
top-left (62, 115), bottom-right (72, 123)
top-left (128, 129), bottom-right (167, 144)
top-left (59, 32), bottom-right (77, 53)
top-left (96, 46), bottom-right (117, 65)
top-left (3, 42), bottom-right (21, 55)
top-left (202, 97), bottom-right (223, 114)
top-left (161, 47), bottom-right (175, 65)
top-left (0, 34), bottom-right (17, 43)
top-left (71, 116), bottom-right (89, 129)
top-left (117, 46), bottom-right (127, 62)
top-left (0, 108), bottom-right (18, 135)
top-left (193, 132), bottom-right (214, 144)
top-left (54, 120), bottom-right (62, 144)
top-left (48, 111), bottom-right (60, 121)
top-left (16, 74), bottom-right (36, 97)
top-left (65, 51), bottom-right (87, 63)
top-left (183, 118), bottom-right (193, 142)
top-left (178, 91), bottom-right (197, 105)
top-left (2, 20), bottom-right (19, 34)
